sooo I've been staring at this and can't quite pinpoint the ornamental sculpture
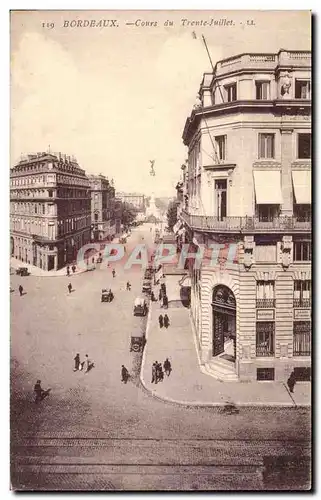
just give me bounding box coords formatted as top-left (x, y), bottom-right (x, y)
top-left (280, 72), bottom-right (292, 97)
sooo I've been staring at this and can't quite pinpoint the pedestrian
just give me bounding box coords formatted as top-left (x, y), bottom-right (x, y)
top-left (157, 363), bottom-right (164, 382)
top-left (158, 314), bottom-right (164, 328)
top-left (287, 371), bottom-right (296, 393)
top-left (158, 289), bottom-right (162, 302)
top-left (121, 365), bottom-right (130, 383)
top-left (112, 268), bottom-right (116, 278)
top-left (34, 380), bottom-right (50, 403)
top-left (154, 361), bottom-right (160, 384)
top-left (151, 362), bottom-right (157, 383)
top-left (66, 266), bottom-right (70, 276)
top-left (151, 291), bottom-right (156, 302)
top-left (85, 354), bottom-right (94, 373)
top-left (126, 281), bottom-right (131, 291)
top-left (163, 295), bottom-right (169, 309)
top-left (164, 358), bottom-right (172, 376)
top-left (74, 353), bottom-right (80, 371)
top-left (68, 283), bottom-right (72, 294)
top-left (18, 284), bottom-right (23, 296)
top-left (72, 264), bottom-right (76, 274)
top-left (164, 314), bottom-right (170, 329)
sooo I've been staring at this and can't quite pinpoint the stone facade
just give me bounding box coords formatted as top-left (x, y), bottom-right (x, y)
top-left (10, 152), bottom-right (91, 270)
top-left (89, 174), bottom-right (118, 241)
top-left (180, 50), bottom-right (311, 382)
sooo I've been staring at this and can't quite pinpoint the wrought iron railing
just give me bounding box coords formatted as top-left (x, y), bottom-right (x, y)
top-left (256, 343), bottom-right (274, 357)
top-left (256, 299), bottom-right (275, 309)
top-left (181, 210), bottom-right (311, 232)
top-left (293, 298), bottom-right (311, 308)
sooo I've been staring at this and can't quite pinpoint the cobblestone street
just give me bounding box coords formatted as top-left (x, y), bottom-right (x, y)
top-left (10, 225), bottom-right (311, 490)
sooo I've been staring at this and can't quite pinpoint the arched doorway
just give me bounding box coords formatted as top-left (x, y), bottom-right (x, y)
top-left (10, 237), bottom-right (14, 257)
top-left (212, 285), bottom-right (236, 362)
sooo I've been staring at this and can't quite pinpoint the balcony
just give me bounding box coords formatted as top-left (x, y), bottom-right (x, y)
top-left (181, 210), bottom-right (311, 234)
top-left (256, 299), bottom-right (275, 309)
top-left (293, 298), bottom-right (311, 308)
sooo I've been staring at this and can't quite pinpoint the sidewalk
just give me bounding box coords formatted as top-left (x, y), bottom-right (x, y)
top-left (10, 257), bottom-right (87, 278)
top-left (141, 303), bottom-right (311, 408)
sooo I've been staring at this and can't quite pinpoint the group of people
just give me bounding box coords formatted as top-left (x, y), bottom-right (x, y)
top-left (158, 314), bottom-right (170, 329)
top-left (151, 358), bottom-right (172, 384)
top-left (73, 353), bottom-right (95, 373)
top-left (33, 380), bottom-right (51, 403)
top-left (66, 264), bottom-right (77, 276)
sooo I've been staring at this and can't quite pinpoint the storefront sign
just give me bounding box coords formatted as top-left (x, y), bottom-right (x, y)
top-left (257, 309), bottom-right (275, 320)
top-left (294, 309), bottom-right (311, 320)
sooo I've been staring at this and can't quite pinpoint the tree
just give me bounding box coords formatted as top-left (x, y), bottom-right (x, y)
top-left (166, 200), bottom-right (179, 231)
top-left (120, 202), bottom-right (137, 227)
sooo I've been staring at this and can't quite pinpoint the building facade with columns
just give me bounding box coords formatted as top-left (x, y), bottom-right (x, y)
top-left (180, 49), bottom-right (311, 382)
top-left (10, 152), bottom-right (91, 271)
top-left (88, 174), bottom-right (118, 241)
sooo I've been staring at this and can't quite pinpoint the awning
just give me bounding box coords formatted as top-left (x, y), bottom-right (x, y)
top-left (253, 170), bottom-right (283, 204)
top-left (292, 170), bottom-right (311, 204)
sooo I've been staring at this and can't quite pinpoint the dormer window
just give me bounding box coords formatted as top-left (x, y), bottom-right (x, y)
top-left (224, 83), bottom-right (237, 102)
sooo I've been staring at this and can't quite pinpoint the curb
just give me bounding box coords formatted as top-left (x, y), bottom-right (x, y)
top-left (139, 305), bottom-right (311, 409)
top-left (10, 262), bottom-right (89, 279)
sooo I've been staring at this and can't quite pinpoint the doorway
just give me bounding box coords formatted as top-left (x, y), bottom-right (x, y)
top-left (212, 285), bottom-right (236, 362)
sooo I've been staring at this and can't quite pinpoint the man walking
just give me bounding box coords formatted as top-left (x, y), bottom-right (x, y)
top-left (68, 283), bottom-right (72, 294)
top-left (164, 358), bottom-right (172, 376)
top-left (158, 314), bottom-right (164, 328)
top-left (164, 314), bottom-right (170, 329)
top-left (157, 362), bottom-right (164, 382)
top-left (126, 281), bottom-right (131, 291)
top-left (121, 365), bottom-right (130, 383)
top-left (74, 353), bottom-right (80, 371)
top-left (66, 266), bottom-right (70, 276)
top-left (287, 371), bottom-right (296, 393)
top-left (112, 268), bottom-right (116, 278)
top-left (85, 354), bottom-right (94, 373)
top-left (18, 285), bottom-right (23, 296)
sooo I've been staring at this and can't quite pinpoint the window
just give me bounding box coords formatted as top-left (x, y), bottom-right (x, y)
top-left (214, 135), bottom-right (227, 161)
top-left (225, 83), bottom-right (237, 102)
top-left (295, 80), bottom-right (311, 99)
top-left (256, 322), bottom-right (275, 357)
top-left (256, 281), bottom-right (275, 308)
top-left (258, 133), bottom-right (275, 159)
top-left (48, 190), bottom-right (53, 198)
top-left (294, 204), bottom-right (311, 222)
top-left (42, 205), bottom-right (45, 214)
top-left (293, 241), bottom-right (311, 261)
top-left (94, 213), bottom-right (99, 222)
top-left (35, 205), bottom-right (37, 214)
top-left (257, 368), bottom-right (275, 381)
top-left (293, 322), bottom-right (311, 356)
top-left (293, 367), bottom-right (311, 381)
top-left (257, 204), bottom-right (279, 222)
top-left (298, 133), bottom-right (311, 159)
top-left (256, 81), bottom-right (270, 100)
top-left (294, 280), bottom-right (311, 308)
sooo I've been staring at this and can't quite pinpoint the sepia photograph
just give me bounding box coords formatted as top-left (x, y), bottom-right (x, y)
top-left (9, 9), bottom-right (311, 491)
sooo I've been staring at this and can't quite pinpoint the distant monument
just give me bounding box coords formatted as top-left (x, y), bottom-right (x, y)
top-left (146, 192), bottom-right (159, 218)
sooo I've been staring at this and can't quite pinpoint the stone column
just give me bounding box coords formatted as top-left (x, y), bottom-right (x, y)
top-left (280, 128), bottom-right (293, 216)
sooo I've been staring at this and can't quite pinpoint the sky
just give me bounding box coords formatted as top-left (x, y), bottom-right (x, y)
top-left (10, 10), bottom-right (311, 197)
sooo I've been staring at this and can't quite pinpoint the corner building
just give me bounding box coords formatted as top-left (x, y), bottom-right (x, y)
top-left (180, 50), bottom-right (311, 382)
top-left (10, 153), bottom-right (91, 270)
